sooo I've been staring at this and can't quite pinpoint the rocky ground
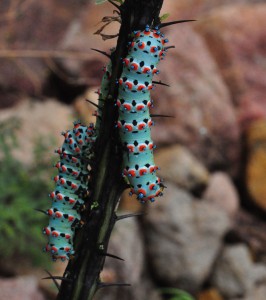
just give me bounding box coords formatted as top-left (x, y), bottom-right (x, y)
top-left (0, 0), bottom-right (266, 299)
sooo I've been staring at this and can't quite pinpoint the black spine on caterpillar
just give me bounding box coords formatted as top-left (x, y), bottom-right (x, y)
top-left (117, 25), bottom-right (168, 203)
top-left (43, 121), bottom-right (95, 261)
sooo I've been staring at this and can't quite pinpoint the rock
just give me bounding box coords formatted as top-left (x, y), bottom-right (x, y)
top-left (229, 210), bottom-right (266, 261)
top-left (203, 172), bottom-right (239, 216)
top-left (212, 244), bottom-right (266, 299)
top-left (73, 88), bottom-right (98, 125)
top-left (198, 288), bottom-right (224, 300)
top-left (58, 2), bottom-right (119, 84)
top-left (161, 0), bottom-right (265, 20)
top-left (0, 276), bottom-right (45, 300)
top-left (0, 99), bottom-right (73, 165)
top-left (245, 119), bottom-right (266, 211)
top-left (0, 0), bottom-right (88, 99)
top-left (248, 284), bottom-right (266, 300)
top-left (155, 144), bottom-right (209, 193)
top-left (195, 4), bottom-right (266, 130)
top-left (151, 25), bottom-right (240, 175)
top-left (143, 182), bottom-right (231, 293)
top-left (119, 189), bottom-right (143, 212)
top-left (95, 217), bottom-right (162, 300)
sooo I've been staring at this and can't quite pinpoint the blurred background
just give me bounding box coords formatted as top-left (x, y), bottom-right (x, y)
top-left (0, 0), bottom-right (266, 299)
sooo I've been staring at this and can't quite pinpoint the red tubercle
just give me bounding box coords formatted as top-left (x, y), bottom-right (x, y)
top-left (68, 216), bottom-right (75, 222)
top-left (124, 124), bottom-right (133, 132)
top-left (148, 119), bottom-right (153, 127)
top-left (51, 231), bottom-right (59, 237)
top-left (56, 193), bottom-right (63, 201)
top-left (142, 66), bottom-right (151, 74)
top-left (138, 42), bottom-right (145, 49)
top-left (137, 84), bottom-right (146, 91)
top-left (75, 147), bottom-right (80, 153)
top-left (150, 46), bottom-right (158, 53)
top-left (43, 227), bottom-right (51, 236)
top-left (137, 122), bottom-right (147, 130)
top-left (139, 168), bottom-right (148, 176)
top-left (127, 145), bottom-right (134, 152)
top-left (71, 183), bottom-right (78, 190)
top-left (68, 198), bottom-right (76, 204)
top-left (55, 211), bottom-right (63, 218)
top-left (72, 170), bottom-right (79, 177)
top-left (125, 81), bottom-right (133, 89)
top-left (123, 58), bottom-right (130, 66)
top-left (130, 62), bottom-right (139, 71)
top-left (123, 103), bottom-right (132, 111)
top-left (136, 104), bottom-right (145, 111)
top-left (153, 32), bottom-right (160, 38)
top-left (149, 183), bottom-right (156, 191)
top-left (138, 144), bottom-right (147, 152)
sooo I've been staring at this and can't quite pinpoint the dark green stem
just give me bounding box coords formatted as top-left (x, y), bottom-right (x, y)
top-left (56, 1), bottom-right (164, 299)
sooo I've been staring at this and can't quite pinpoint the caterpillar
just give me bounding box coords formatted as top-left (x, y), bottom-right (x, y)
top-left (43, 122), bottom-right (95, 261)
top-left (117, 25), bottom-right (167, 202)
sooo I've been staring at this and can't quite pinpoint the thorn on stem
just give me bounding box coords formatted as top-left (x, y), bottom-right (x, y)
top-left (44, 270), bottom-right (60, 291)
top-left (91, 48), bottom-right (111, 59)
top-left (116, 212), bottom-right (145, 221)
top-left (159, 19), bottom-right (196, 28)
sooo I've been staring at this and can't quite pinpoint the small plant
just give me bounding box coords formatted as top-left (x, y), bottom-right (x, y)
top-left (0, 119), bottom-right (55, 266)
top-left (161, 288), bottom-right (195, 300)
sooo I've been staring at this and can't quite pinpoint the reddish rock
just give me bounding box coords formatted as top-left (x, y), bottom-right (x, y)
top-left (0, 276), bottom-right (45, 300)
top-left (151, 25), bottom-right (240, 174)
top-left (161, 0), bottom-right (265, 19)
top-left (59, 2), bottom-right (119, 83)
top-left (195, 4), bottom-right (266, 130)
top-left (0, 99), bottom-right (73, 165)
top-left (0, 0), bottom-right (95, 100)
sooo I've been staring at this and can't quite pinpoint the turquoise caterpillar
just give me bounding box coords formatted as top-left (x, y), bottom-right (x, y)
top-left (42, 68), bottom-right (111, 261)
top-left (117, 25), bottom-right (168, 202)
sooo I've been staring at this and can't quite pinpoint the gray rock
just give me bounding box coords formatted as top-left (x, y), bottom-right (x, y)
top-left (155, 145), bottom-right (209, 192)
top-left (95, 217), bottom-right (162, 300)
top-left (0, 276), bottom-right (45, 300)
top-left (143, 182), bottom-right (231, 293)
top-left (212, 244), bottom-right (266, 299)
top-left (203, 172), bottom-right (239, 217)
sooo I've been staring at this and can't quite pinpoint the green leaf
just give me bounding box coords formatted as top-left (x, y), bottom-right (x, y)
top-left (160, 13), bottom-right (170, 21)
top-left (160, 288), bottom-right (195, 300)
top-left (95, 0), bottom-right (107, 4)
